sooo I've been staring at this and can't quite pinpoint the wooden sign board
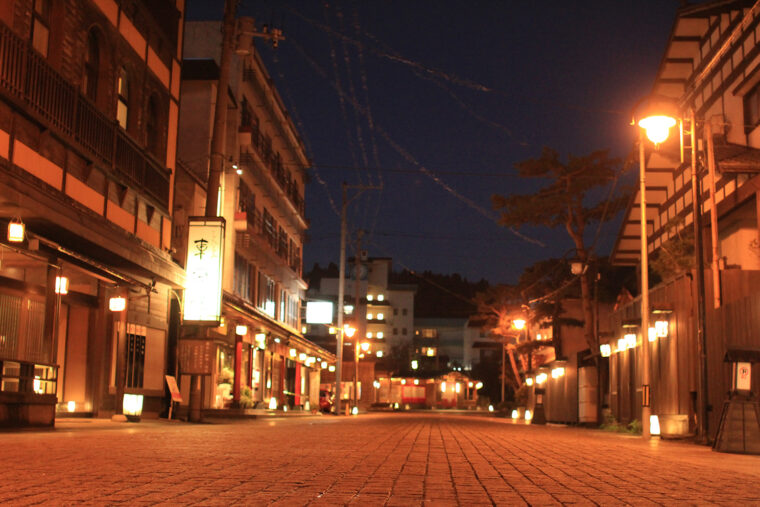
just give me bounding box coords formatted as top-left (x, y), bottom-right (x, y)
top-left (165, 375), bottom-right (182, 403)
top-left (178, 339), bottom-right (214, 375)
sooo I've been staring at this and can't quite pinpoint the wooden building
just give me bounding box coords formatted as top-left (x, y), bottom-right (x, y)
top-left (0, 0), bottom-right (186, 425)
top-left (609, 0), bottom-right (760, 438)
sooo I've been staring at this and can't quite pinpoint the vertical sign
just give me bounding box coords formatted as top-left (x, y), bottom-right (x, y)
top-left (184, 217), bottom-right (225, 323)
top-left (735, 361), bottom-right (752, 391)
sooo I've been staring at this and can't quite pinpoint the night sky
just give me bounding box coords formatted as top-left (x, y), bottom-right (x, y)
top-left (185, 1), bottom-right (682, 284)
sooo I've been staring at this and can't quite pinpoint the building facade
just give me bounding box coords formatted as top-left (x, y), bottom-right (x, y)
top-left (609, 0), bottom-right (760, 437)
top-left (306, 257), bottom-right (415, 408)
top-left (175, 21), bottom-right (332, 413)
top-left (0, 0), bottom-right (186, 425)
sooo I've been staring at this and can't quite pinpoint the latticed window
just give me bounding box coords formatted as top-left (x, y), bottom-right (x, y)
top-left (744, 82), bottom-right (760, 133)
top-left (116, 67), bottom-right (129, 129)
top-left (83, 30), bottom-right (99, 101)
top-left (31, 0), bottom-right (51, 57)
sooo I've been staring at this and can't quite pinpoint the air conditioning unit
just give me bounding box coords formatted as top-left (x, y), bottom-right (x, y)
top-left (360, 250), bottom-right (369, 261)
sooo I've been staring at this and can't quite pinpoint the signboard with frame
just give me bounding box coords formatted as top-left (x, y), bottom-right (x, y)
top-left (184, 217), bottom-right (225, 324)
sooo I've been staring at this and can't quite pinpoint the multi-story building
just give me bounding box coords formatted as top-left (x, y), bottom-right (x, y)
top-left (174, 21), bottom-right (333, 413)
top-left (313, 257), bottom-right (416, 360)
top-left (307, 256), bottom-right (415, 407)
top-left (413, 317), bottom-right (469, 371)
top-left (609, 0), bottom-right (760, 438)
top-left (0, 0), bottom-right (186, 425)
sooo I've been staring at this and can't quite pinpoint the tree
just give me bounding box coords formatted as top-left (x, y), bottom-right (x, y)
top-left (649, 217), bottom-right (694, 281)
top-left (492, 148), bottom-right (627, 353)
top-left (472, 285), bottom-right (524, 392)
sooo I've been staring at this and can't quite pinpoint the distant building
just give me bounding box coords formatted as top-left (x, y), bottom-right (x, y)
top-left (306, 257), bottom-right (415, 407)
top-left (174, 21), bottom-right (333, 413)
top-left (413, 318), bottom-right (469, 371)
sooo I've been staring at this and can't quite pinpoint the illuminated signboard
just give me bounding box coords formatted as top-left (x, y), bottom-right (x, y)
top-left (305, 301), bottom-right (334, 324)
top-left (184, 217), bottom-right (225, 323)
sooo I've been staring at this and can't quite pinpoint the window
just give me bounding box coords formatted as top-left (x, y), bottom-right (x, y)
top-left (402, 328), bottom-right (407, 336)
top-left (83, 30), bottom-right (99, 100)
top-left (278, 227), bottom-right (288, 259)
top-left (145, 95), bottom-right (163, 158)
top-left (125, 326), bottom-right (146, 389)
top-left (31, 0), bottom-right (51, 57)
top-left (233, 254), bottom-right (251, 301)
top-left (263, 209), bottom-right (276, 248)
top-left (744, 82), bottom-right (760, 133)
top-left (116, 67), bottom-right (129, 129)
top-left (402, 308), bottom-right (408, 316)
top-left (257, 272), bottom-right (276, 317)
top-left (393, 328), bottom-right (398, 336)
top-left (238, 180), bottom-right (253, 213)
top-left (393, 308), bottom-right (398, 316)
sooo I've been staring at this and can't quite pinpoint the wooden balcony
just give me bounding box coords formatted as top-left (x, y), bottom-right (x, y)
top-left (0, 22), bottom-right (170, 211)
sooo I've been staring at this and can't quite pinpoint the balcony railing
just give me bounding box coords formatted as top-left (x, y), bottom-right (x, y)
top-left (0, 22), bottom-right (170, 210)
top-left (236, 209), bottom-right (302, 277)
top-left (240, 127), bottom-right (305, 218)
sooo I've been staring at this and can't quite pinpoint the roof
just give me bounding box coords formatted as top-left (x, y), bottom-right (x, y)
top-left (713, 142), bottom-right (760, 174)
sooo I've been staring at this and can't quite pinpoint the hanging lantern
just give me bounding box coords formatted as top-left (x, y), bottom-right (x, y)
top-left (109, 296), bottom-right (126, 312)
top-left (55, 276), bottom-right (69, 295)
top-left (7, 218), bottom-right (24, 242)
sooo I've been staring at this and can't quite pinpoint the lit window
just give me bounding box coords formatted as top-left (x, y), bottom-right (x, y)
top-left (117, 67), bottom-right (129, 129)
top-left (344, 304), bottom-right (354, 315)
top-left (366, 294), bottom-right (374, 301)
top-left (367, 313), bottom-right (373, 320)
top-left (377, 294), bottom-right (384, 301)
top-left (377, 332), bottom-right (384, 339)
top-left (366, 332), bottom-right (373, 338)
top-left (377, 313), bottom-right (384, 320)
top-left (376, 350), bottom-right (383, 358)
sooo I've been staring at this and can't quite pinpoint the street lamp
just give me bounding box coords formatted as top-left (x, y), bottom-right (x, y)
top-left (343, 324), bottom-right (357, 413)
top-left (635, 101), bottom-right (676, 440)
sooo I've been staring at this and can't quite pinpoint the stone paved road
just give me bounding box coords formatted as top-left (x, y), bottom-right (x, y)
top-left (1, 412), bottom-right (759, 506)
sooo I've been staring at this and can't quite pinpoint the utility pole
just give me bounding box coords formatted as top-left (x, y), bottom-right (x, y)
top-left (689, 110), bottom-right (709, 442)
top-left (335, 183), bottom-right (381, 415)
top-left (205, 0), bottom-right (238, 219)
top-left (192, 0), bottom-right (285, 422)
top-left (353, 229), bottom-right (364, 412)
top-left (188, 0), bottom-right (239, 424)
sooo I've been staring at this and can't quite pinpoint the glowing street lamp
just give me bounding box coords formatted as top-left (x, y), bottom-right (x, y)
top-left (512, 318), bottom-right (526, 330)
top-left (638, 115), bottom-right (676, 145)
top-left (634, 96), bottom-right (676, 440)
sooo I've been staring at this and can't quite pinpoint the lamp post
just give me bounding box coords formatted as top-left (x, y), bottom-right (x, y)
top-left (636, 109), bottom-right (676, 440)
top-left (343, 324), bottom-right (356, 414)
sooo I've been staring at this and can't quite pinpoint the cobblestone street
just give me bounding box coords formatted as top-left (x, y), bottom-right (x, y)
top-left (1, 413), bottom-right (758, 506)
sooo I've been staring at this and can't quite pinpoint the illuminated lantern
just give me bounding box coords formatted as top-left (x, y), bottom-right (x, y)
top-left (7, 218), bottom-right (24, 242)
top-left (55, 276), bottom-right (69, 295)
top-left (109, 296), bottom-right (126, 312)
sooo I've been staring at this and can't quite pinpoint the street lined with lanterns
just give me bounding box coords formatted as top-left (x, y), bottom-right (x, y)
top-left (1, 413), bottom-right (759, 505)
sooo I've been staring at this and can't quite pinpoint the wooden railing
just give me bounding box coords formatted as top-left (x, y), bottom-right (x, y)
top-left (0, 22), bottom-right (170, 210)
